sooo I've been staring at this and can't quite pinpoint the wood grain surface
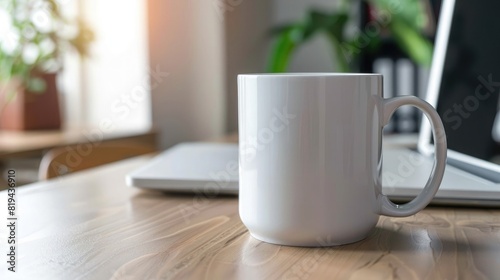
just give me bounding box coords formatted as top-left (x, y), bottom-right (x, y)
top-left (1, 156), bottom-right (500, 280)
top-left (0, 127), bottom-right (156, 159)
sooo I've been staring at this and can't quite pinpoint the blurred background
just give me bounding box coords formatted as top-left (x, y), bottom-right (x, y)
top-left (0, 0), bottom-right (441, 186)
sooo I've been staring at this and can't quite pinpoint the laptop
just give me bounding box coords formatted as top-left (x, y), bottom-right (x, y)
top-left (382, 0), bottom-right (500, 206)
top-left (127, 0), bottom-right (500, 206)
top-left (126, 142), bottom-right (239, 195)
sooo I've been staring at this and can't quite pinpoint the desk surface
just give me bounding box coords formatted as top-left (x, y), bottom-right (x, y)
top-left (1, 155), bottom-right (500, 279)
top-left (0, 127), bottom-right (156, 159)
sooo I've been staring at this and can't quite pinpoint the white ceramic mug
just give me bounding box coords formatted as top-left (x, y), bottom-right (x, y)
top-left (238, 73), bottom-right (447, 246)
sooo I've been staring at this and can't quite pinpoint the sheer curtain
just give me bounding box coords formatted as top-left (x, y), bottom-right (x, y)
top-left (78, 0), bottom-right (151, 132)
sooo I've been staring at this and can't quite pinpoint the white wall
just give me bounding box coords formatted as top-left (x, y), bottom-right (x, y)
top-left (225, 1), bottom-right (273, 132)
top-left (148, 0), bottom-right (226, 148)
top-left (145, 0), bottom-right (341, 142)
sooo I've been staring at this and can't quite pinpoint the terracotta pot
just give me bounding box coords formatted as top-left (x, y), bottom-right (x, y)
top-left (0, 73), bottom-right (62, 131)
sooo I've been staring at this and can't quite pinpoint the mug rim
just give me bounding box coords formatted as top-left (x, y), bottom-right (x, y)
top-left (238, 73), bottom-right (382, 78)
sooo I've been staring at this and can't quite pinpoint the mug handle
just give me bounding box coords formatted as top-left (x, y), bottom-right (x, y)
top-left (379, 96), bottom-right (447, 217)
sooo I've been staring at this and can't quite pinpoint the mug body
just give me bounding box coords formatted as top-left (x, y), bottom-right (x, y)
top-left (238, 73), bottom-right (384, 246)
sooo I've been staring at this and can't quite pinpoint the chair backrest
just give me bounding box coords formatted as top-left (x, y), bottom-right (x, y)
top-left (39, 143), bottom-right (156, 180)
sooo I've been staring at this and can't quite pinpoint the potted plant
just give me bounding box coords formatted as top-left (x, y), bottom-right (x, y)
top-left (0, 0), bottom-right (93, 130)
top-left (267, 0), bottom-right (434, 72)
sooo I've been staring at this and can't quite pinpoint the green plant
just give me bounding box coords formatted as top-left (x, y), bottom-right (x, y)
top-left (0, 0), bottom-right (93, 92)
top-left (267, 0), bottom-right (434, 72)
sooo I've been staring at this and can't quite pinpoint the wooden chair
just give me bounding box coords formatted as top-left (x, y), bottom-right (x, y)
top-left (39, 143), bottom-right (156, 180)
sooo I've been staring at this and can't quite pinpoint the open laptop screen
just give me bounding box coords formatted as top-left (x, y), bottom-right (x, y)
top-left (435, 0), bottom-right (500, 163)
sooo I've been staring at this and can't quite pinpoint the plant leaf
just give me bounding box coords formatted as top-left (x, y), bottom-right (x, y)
top-left (368, 0), bottom-right (428, 31)
top-left (267, 27), bottom-right (298, 72)
top-left (388, 18), bottom-right (433, 67)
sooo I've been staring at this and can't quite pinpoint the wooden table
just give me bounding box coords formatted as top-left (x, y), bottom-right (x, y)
top-left (0, 127), bottom-right (157, 189)
top-left (1, 154), bottom-right (500, 279)
top-left (0, 127), bottom-right (157, 159)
